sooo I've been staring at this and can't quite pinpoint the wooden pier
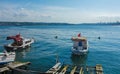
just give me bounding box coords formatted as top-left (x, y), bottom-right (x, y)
top-left (0, 61), bottom-right (30, 73)
top-left (47, 64), bottom-right (103, 74)
top-left (0, 62), bottom-right (103, 74)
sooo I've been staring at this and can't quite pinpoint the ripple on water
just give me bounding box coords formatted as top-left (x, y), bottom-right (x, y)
top-left (0, 25), bottom-right (120, 74)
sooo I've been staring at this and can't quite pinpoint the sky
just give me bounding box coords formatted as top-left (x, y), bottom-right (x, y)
top-left (0, 0), bottom-right (120, 23)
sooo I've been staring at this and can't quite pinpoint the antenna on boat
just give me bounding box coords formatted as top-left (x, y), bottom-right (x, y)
top-left (56, 54), bottom-right (59, 63)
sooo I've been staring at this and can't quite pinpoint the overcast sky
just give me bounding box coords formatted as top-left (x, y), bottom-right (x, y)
top-left (0, 0), bottom-right (120, 23)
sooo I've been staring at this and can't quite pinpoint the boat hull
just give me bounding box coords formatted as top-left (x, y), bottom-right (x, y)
top-left (71, 47), bottom-right (88, 55)
top-left (0, 52), bottom-right (15, 65)
top-left (46, 62), bottom-right (61, 74)
top-left (4, 38), bottom-right (34, 52)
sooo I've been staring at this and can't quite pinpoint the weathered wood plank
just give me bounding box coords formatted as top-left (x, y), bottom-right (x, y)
top-left (59, 65), bottom-right (69, 74)
top-left (79, 67), bottom-right (83, 74)
top-left (70, 66), bottom-right (77, 74)
top-left (96, 64), bottom-right (103, 74)
top-left (7, 62), bottom-right (31, 69)
top-left (0, 61), bottom-right (30, 73)
top-left (0, 67), bottom-right (9, 72)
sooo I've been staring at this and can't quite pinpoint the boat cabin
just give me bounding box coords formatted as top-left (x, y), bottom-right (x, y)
top-left (6, 34), bottom-right (23, 46)
top-left (71, 37), bottom-right (87, 50)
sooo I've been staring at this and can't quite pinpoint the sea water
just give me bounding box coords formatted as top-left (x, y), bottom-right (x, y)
top-left (0, 24), bottom-right (120, 74)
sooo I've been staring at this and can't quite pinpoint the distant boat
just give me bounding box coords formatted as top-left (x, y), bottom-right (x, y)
top-left (46, 62), bottom-right (62, 74)
top-left (71, 33), bottom-right (88, 55)
top-left (4, 34), bottom-right (34, 51)
top-left (0, 51), bottom-right (15, 65)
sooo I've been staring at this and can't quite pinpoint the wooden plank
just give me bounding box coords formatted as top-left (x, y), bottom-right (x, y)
top-left (0, 67), bottom-right (9, 72)
top-left (96, 64), bottom-right (103, 71)
top-left (7, 62), bottom-right (31, 69)
top-left (96, 64), bottom-right (103, 74)
top-left (46, 62), bottom-right (61, 74)
top-left (59, 65), bottom-right (69, 74)
top-left (79, 67), bottom-right (83, 74)
top-left (0, 62), bottom-right (31, 73)
top-left (70, 66), bottom-right (77, 74)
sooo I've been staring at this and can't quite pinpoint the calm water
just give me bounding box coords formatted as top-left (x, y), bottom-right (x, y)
top-left (0, 24), bottom-right (120, 74)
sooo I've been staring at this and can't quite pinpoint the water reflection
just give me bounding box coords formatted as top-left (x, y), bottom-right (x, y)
top-left (15, 48), bottom-right (31, 61)
top-left (71, 54), bottom-right (87, 65)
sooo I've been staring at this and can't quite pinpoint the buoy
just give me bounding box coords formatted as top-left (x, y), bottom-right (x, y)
top-left (98, 37), bottom-right (101, 39)
top-left (55, 36), bottom-right (58, 39)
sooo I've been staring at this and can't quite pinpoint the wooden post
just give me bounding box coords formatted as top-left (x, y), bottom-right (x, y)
top-left (96, 64), bottom-right (103, 74)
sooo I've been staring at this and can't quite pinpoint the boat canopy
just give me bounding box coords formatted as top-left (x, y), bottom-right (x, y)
top-left (6, 34), bottom-right (22, 42)
top-left (71, 37), bottom-right (87, 41)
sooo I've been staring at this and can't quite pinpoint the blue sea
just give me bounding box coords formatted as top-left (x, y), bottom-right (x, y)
top-left (0, 24), bottom-right (120, 74)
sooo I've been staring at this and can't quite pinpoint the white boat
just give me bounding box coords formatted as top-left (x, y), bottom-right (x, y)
top-left (46, 62), bottom-right (62, 74)
top-left (4, 34), bottom-right (34, 51)
top-left (0, 51), bottom-right (15, 65)
top-left (71, 33), bottom-right (88, 55)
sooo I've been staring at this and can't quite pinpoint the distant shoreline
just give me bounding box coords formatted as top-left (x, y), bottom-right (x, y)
top-left (0, 22), bottom-right (120, 26)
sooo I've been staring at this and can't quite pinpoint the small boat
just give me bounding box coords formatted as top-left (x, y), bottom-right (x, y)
top-left (71, 33), bottom-right (88, 55)
top-left (0, 51), bottom-right (15, 65)
top-left (46, 62), bottom-right (62, 74)
top-left (4, 34), bottom-right (34, 51)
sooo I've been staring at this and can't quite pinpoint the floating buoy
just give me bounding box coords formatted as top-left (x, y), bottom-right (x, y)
top-left (55, 36), bottom-right (58, 39)
top-left (98, 37), bottom-right (101, 39)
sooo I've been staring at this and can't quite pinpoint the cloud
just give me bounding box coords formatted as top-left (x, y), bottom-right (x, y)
top-left (0, 5), bottom-right (53, 22)
top-left (42, 6), bottom-right (74, 11)
top-left (1, 3), bottom-right (120, 23)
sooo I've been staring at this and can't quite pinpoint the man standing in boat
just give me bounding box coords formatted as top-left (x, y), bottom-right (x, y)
top-left (15, 34), bottom-right (23, 46)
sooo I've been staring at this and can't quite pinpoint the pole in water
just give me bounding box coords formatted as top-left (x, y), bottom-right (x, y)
top-left (56, 54), bottom-right (59, 63)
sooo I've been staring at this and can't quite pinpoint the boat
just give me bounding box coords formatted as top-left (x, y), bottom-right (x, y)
top-left (46, 62), bottom-right (62, 74)
top-left (71, 33), bottom-right (88, 55)
top-left (4, 34), bottom-right (34, 51)
top-left (0, 51), bottom-right (15, 65)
